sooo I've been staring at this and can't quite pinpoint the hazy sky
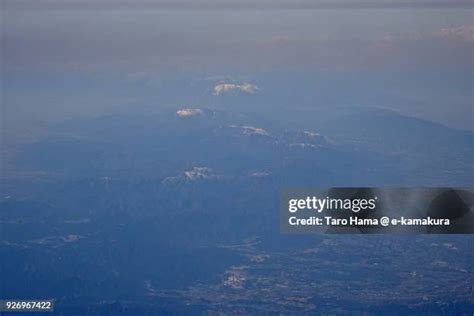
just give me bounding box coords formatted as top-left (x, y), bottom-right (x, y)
top-left (1, 1), bottom-right (473, 130)
top-left (2, 4), bottom-right (472, 72)
top-left (2, 0), bottom-right (473, 10)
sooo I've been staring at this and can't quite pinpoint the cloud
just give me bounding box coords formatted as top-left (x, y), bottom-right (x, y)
top-left (375, 25), bottom-right (474, 45)
top-left (176, 108), bottom-right (204, 117)
top-left (2, 4), bottom-right (471, 73)
top-left (438, 25), bottom-right (474, 42)
top-left (213, 83), bottom-right (259, 96)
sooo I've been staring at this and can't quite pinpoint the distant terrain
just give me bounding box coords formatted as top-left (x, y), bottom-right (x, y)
top-left (1, 100), bottom-right (473, 314)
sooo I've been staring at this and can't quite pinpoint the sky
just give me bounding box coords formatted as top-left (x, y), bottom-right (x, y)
top-left (2, 0), bottom-right (474, 10)
top-left (1, 1), bottom-right (473, 131)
